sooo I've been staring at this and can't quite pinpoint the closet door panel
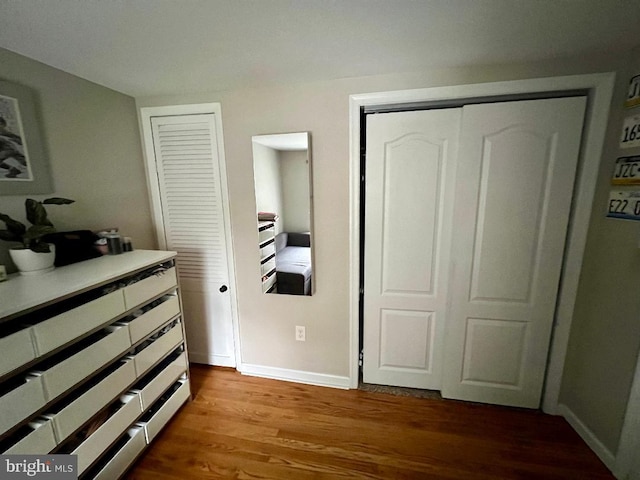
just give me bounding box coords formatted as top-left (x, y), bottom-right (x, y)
top-left (469, 129), bottom-right (551, 303)
top-left (363, 108), bottom-right (461, 390)
top-left (442, 96), bottom-right (586, 408)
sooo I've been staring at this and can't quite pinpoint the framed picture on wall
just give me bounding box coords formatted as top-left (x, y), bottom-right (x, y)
top-left (0, 80), bottom-right (52, 195)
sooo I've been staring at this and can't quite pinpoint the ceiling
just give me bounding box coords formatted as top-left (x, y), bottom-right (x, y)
top-left (0, 0), bottom-right (639, 98)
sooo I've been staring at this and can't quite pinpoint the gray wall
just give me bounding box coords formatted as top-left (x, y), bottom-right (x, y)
top-left (0, 47), bottom-right (155, 272)
top-left (559, 45), bottom-right (640, 454)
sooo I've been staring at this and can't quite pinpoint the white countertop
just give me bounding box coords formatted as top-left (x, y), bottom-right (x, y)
top-left (0, 250), bottom-right (176, 321)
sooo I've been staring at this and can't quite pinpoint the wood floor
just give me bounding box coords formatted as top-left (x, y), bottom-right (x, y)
top-left (127, 365), bottom-right (613, 479)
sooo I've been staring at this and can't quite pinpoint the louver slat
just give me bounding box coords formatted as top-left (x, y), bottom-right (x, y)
top-left (151, 116), bottom-right (228, 282)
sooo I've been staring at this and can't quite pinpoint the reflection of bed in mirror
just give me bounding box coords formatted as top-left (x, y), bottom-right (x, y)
top-left (252, 132), bottom-right (313, 296)
top-left (275, 232), bottom-right (312, 295)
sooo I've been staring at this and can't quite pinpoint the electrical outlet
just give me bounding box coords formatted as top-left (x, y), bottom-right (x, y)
top-left (295, 325), bottom-right (306, 341)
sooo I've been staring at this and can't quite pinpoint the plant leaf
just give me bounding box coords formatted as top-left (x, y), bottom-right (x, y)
top-left (25, 199), bottom-right (53, 226)
top-left (24, 224), bottom-right (56, 243)
top-left (43, 197), bottom-right (75, 205)
top-left (30, 242), bottom-right (52, 253)
top-left (0, 213), bottom-right (26, 236)
top-left (0, 229), bottom-right (21, 242)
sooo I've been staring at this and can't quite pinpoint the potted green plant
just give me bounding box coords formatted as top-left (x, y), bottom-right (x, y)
top-left (0, 197), bottom-right (75, 275)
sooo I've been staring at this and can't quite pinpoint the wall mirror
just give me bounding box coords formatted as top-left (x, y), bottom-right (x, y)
top-left (252, 132), bottom-right (313, 296)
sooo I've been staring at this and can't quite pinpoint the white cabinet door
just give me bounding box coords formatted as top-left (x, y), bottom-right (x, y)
top-left (441, 97), bottom-right (586, 407)
top-left (150, 114), bottom-right (235, 367)
top-left (363, 108), bottom-right (461, 389)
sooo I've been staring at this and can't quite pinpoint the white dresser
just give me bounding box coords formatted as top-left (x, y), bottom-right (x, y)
top-left (0, 250), bottom-right (191, 479)
top-left (258, 221), bottom-right (277, 293)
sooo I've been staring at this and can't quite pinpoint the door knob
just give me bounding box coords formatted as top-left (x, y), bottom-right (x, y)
top-left (219, 285), bottom-right (228, 293)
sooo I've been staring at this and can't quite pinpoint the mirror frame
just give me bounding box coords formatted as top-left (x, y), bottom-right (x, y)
top-left (252, 132), bottom-right (314, 296)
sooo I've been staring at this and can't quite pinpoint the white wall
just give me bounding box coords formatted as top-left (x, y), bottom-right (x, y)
top-left (280, 149), bottom-right (310, 233)
top-left (0, 48), bottom-right (155, 272)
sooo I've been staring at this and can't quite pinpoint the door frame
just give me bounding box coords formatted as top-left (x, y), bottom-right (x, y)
top-left (138, 103), bottom-right (242, 369)
top-left (348, 73), bottom-right (615, 414)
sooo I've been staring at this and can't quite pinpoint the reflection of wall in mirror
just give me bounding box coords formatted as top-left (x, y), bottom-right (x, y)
top-left (252, 142), bottom-right (284, 234)
top-left (280, 150), bottom-right (310, 233)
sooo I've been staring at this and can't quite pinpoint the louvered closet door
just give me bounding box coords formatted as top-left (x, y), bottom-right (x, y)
top-left (150, 114), bottom-right (235, 367)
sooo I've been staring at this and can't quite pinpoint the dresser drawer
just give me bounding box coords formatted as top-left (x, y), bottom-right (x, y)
top-left (259, 242), bottom-right (275, 261)
top-left (72, 393), bottom-right (142, 475)
top-left (47, 360), bottom-right (136, 442)
top-left (2, 420), bottom-right (57, 454)
top-left (0, 327), bottom-right (36, 377)
top-left (261, 258), bottom-right (276, 277)
top-left (131, 351), bottom-right (187, 410)
top-left (123, 267), bottom-right (177, 310)
top-left (138, 379), bottom-right (190, 443)
top-left (258, 227), bottom-right (274, 245)
top-left (35, 326), bottom-right (131, 401)
top-left (131, 323), bottom-right (183, 377)
top-left (127, 295), bottom-right (180, 344)
top-left (90, 427), bottom-right (146, 480)
top-left (32, 290), bottom-right (126, 356)
top-left (262, 272), bottom-right (277, 293)
top-left (0, 375), bottom-right (47, 436)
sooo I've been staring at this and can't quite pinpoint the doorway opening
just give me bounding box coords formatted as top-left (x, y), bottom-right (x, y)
top-left (348, 73), bottom-right (615, 414)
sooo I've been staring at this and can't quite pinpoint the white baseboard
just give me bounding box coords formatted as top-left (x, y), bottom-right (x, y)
top-left (239, 363), bottom-right (351, 389)
top-left (189, 351), bottom-right (236, 368)
top-left (558, 403), bottom-right (616, 475)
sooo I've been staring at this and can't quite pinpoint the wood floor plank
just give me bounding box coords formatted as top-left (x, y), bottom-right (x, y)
top-left (126, 365), bottom-right (613, 479)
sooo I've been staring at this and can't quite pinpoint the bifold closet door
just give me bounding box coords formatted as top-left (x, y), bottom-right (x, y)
top-left (150, 114), bottom-right (236, 367)
top-left (363, 108), bottom-right (461, 389)
top-left (441, 97), bottom-right (587, 408)
top-left (363, 96), bottom-right (586, 408)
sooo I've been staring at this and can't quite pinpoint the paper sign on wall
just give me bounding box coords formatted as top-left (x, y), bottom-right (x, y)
top-left (620, 114), bottom-right (640, 149)
top-left (625, 74), bottom-right (640, 109)
top-left (607, 190), bottom-right (640, 221)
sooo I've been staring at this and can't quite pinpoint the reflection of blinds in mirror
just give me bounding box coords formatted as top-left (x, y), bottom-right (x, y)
top-left (150, 114), bottom-right (228, 283)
